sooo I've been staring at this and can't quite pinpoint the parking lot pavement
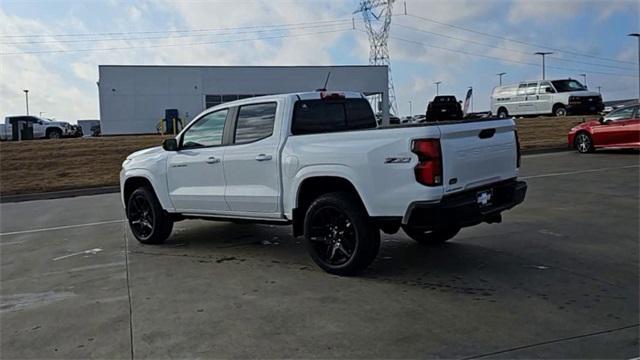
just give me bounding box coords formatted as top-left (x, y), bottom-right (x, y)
top-left (1, 151), bottom-right (638, 359)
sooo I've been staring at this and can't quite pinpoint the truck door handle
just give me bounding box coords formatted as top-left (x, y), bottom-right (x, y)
top-left (205, 156), bottom-right (220, 164)
top-left (479, 128), bottom-right (496, 139)
top-left (255, 154), bottom-right (272, 161)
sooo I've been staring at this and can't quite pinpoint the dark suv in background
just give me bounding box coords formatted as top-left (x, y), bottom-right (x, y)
top-left (426, 96), bottom-right (463, 121)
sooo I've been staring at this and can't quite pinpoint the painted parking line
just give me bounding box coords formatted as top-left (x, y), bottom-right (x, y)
top-left (521, 165), bottom-right (639, 180)
top-left (0, 219), bottom-right (125, 237)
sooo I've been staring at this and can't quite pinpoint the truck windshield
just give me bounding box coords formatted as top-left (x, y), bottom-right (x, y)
top-left (291, 98), bottom-right (376, 135)
top-left (551, 80), bottom-right (586, 92)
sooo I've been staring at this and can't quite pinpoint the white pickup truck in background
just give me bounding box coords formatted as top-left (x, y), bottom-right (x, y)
top-left (120, 91), bottom-right (527, 275)
top-left (0, 115), bottom-right (75, 140)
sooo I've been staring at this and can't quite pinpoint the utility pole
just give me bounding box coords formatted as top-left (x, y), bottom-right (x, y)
top-left (534, 52), bottom-right (553, 80)
top-left (497, 72), bottom-right (506, 86)
top-left (628, 33), bottom-right (640, 101)
top-left (578, 73), bottom-right (587, 87)
top-left (434, 81), bottom-right (441, 96)
top-left (23, 89), bottom-right (29, 115)
top-left (355, 0), bottom-right (398, 121)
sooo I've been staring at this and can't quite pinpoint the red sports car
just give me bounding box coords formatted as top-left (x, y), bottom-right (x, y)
top-left (568, 104), bottom-right (640, 153)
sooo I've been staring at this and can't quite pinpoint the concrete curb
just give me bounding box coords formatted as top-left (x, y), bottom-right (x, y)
top-left (0, 186), bottom-right (120, 203)
top-left (522, 147), bottom-right (571, 155)
top-left (0, 147), bottom-right (572, 203)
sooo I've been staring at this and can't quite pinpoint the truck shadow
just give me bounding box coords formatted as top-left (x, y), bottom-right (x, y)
top-left (139, 220), bottom-right (536, 288)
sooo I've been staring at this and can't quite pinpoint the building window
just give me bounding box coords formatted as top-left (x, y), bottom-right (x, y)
top-left (204, 94), bottom-right (272, 109)
top-left (205, 95), bottom-right (222, 109)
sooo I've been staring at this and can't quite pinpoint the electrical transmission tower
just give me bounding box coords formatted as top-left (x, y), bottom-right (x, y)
top-left (355, 0), bottom-right (398, 116)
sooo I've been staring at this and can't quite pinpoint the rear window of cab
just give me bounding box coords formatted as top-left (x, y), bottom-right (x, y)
top-left (291, 98), bottom-right (376, 135)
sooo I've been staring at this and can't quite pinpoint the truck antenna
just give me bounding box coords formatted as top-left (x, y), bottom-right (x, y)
top-left (316, 71), bottom-right (331, 91)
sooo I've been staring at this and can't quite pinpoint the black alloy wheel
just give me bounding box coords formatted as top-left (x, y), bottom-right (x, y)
top-left (308, 206), bottom-right (357, 267)
top-left (128, 191), bottom-right (155, 240)
top-left (126, 187), bottom-right (173, 244)
top-left (304, 192), bottom-right (380, 275)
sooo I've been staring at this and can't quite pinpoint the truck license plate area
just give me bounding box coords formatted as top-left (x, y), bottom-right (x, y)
top-left (476, 189), bottom-right (493, 208)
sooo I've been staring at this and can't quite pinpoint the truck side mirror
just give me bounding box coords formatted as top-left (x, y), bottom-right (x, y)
top-left (545, 88), bottom-right (554, 93)
top-left (162, 138), bottom-right (178, 151)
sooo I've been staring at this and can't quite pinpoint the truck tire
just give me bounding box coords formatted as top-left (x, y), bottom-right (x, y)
top-left (402, 226), bottom-right (460, 245)
top-left (47, 128), bottom-right (62, 139)
top-left (304, 192), bottom-right (380, 276)
top-left (126, 187), bottom-right (173, 244)
top-left (497, 107), bottom-right (508, 118)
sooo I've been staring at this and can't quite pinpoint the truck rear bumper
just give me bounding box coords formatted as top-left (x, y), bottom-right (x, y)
top-left (402, 179), bottom-right (527, 229)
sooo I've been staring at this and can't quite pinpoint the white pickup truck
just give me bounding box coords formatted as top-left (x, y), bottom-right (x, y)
top-left (0, 116), bottom-right (74, 140)
top-left (121, 91), bottom-right (527, 275)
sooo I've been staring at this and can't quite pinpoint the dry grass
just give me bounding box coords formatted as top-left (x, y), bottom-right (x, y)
top-left (0, 116), bottom-right (589, 195)
top-left (515, 116), bottom-right (586, 150)
top-left (0, 135), bottom-right (168, 195)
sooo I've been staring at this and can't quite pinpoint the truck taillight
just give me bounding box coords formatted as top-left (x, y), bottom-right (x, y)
top-left (515, 130), bottom-right (521, 168)
top-left (412, 139), bottom-right (442, 186)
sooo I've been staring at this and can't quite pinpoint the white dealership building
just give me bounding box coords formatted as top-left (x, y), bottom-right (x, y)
top-left (98, 65), bottom-right (390, 135)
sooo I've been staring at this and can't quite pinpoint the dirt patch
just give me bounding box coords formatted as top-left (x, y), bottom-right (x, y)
top-left (0, 116), bottom-right (590, 195)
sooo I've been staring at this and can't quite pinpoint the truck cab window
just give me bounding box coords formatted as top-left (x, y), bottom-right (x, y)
top-left (234, 102), bottom-right (277, 144)
top-left (292, 98), bottom-right (375, 135)
top-left (181, 109), bottom-right (228, 148)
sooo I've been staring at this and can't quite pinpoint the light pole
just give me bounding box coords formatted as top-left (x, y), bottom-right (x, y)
top-left (408, 101), bottom-right (412, 117)
top-left (578, 73), bottom-right (587, 87)
top-left (628, 33), bottom-right (640, 101)
top-left (534, 52), bottom-right (553, 80)
top-left (434, 81), bottom-right (441, 96)
top-left (23, 89), bottom-right (29, 115)
top-left (497, 72), bottom-right (506, 86)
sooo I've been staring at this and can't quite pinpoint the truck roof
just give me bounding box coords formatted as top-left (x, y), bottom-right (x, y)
top-left (217, 91), bottom-right (365, 106)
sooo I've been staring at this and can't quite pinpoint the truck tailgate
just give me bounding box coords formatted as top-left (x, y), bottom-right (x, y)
top-left (438, 119), bottom-right (518, 194)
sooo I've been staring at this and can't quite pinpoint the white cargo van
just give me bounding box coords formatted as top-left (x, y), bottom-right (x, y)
top-left (491, 79), bottom-right (603, 118)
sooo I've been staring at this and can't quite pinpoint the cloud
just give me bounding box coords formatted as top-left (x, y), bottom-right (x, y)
top-left (508, 0), bottom-right (636, 24)
top-left (508, 0), bottom-right (582, 23)
top-left (0, 1), bottom-right (355, 120)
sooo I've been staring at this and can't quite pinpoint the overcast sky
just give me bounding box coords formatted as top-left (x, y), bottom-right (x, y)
top-left (1, 0), bottom-right (638, 121)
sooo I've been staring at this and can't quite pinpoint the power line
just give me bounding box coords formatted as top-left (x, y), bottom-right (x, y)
top-left (405, 13), bottom-right (636, 66)
top-left (0, 27), bottom-right (352, 55)
top-left (1, 21), bottom-right (352, 45)
top-left (393, 23), bottom-right (636, 72)
top-left (363, 29), bottom-right (638, 78)
top-left (0, 17), bottom-right (353, 38)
